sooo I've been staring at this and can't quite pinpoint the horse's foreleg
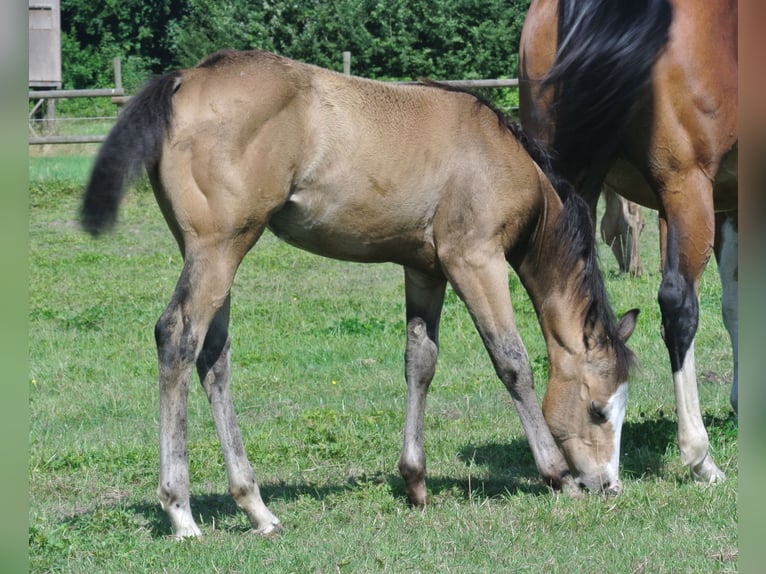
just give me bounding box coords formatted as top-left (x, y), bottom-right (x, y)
top-left (714, 211), bottom-right (738, 414)
top-left (443, 256), bottom-right (569, 490)
top-left (197, 297), bottom-right (281, 535)
top-left (657, 184), bottom-right (725, 483)
top-left (398, 269), bottom-right (446, 506)
top-left (600, 187), bottom-right (645, 277)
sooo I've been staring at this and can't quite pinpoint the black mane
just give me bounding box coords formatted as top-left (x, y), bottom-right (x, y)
top-left (543, 0), bottom-right (672, 184)
top-left (552, 190), bottom-right (636, 380)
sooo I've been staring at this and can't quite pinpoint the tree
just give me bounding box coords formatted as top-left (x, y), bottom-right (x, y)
top-left (61, 0), bottom-right (186, 90)
top-left (168, 0), bottom-right (531, 80)
top-left (60, 0), bottom-right (532, 98)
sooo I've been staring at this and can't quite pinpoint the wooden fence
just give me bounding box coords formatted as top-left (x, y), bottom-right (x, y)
top-left (28, 54), bottom-right (518, 145)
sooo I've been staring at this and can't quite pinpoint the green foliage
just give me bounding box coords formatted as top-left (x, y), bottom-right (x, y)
top-left (169, 0), bottom-right (530, 80)
top-left (61, 0), bottom-right (185, 88)
top-left (60, 0), bottom-right (531, 86)
top-left (55, 0), bottom-right (531, 118)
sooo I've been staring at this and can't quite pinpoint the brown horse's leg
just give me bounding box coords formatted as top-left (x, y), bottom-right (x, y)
top-left (441, 254), bottom-right (569, 490)
top-left (657, 175), bottom-right (725, 483)
top-left (197, 296), bottom-right (281, 534)
top-left (398, 268), bottom-right (446, 506)
top-left (714, 211), bottom-right (738, 414)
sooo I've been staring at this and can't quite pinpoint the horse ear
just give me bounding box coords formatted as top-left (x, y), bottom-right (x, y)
top-left (616, 309), bottom-right (639, 342)
top-left (583, 316), bottom-right (606, 350)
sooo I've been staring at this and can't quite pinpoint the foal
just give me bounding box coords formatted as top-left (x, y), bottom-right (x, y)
top-left (82, 50), bottom-right (636, 538)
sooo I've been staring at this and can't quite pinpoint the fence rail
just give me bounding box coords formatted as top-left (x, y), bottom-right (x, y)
top-left (29, 88), bottom-right (124, 100)
top-left (29, 135), bottom-right (107, 145)
top-left (29, 72), bottom-right (519, 145)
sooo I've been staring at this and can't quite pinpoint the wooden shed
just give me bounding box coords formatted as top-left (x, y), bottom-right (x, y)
top-left (29, 0), bottom-right (61, 88)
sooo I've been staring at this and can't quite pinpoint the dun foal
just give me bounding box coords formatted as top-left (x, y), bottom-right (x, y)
top-left (82, 50), bottom-right (636, 538)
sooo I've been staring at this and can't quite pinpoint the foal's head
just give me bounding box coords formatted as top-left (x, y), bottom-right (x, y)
top-left (539, 190), bottom-right (639, 495)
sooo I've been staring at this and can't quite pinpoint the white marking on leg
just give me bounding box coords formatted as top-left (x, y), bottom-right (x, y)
top-left (673, 345), bottom-right (725, 483)
top-left (161, 498), bottom-right (203, 540)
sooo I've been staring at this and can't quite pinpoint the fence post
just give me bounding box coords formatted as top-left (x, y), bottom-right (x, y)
top-left (113, 57), bottom-right (122, 91)
top-left (343, 51), bottom-right (351, 75)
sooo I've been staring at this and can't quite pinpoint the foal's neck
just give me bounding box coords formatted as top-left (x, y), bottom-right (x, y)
top-left (513, 187), bottom-right (589, 358)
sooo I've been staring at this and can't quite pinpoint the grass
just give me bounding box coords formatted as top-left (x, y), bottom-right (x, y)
top-left (29, 154), bottom-right (737, 573)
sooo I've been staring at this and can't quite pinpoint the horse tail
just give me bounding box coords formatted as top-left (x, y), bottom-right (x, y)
top-left (542, 0), bottom-right (672, 184)
top-left (80, 71), bottom-right (182, 236)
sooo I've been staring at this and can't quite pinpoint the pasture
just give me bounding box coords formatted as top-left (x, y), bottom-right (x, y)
top-left (29, 151), bottom-right (737, 572)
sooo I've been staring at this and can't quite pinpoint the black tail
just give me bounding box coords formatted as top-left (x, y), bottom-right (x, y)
top-left (80, 71), bottom-right (181, 236)
top-left (542, 0), bottom-right (672, 181)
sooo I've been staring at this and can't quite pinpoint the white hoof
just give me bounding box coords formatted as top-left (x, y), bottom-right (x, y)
top-left (171, 524), bottom-right (203, 540)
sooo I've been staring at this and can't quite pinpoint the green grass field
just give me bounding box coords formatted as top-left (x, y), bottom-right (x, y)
top-left (29, 154), bottom-right (737, 573)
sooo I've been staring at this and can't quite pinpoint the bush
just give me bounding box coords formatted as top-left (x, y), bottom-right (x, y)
top-left (57, 0), bottom-right (531, 117)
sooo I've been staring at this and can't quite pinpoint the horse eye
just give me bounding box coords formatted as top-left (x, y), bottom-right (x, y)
top-left (590, 402), bottom-right (607, 422)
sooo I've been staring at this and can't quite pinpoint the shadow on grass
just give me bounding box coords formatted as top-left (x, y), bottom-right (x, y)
top-left (118, 437), bottom-right (551, 537)
top-left (456, 409), bottom-right (737, 486)
top-left (128, 483), bottom-right (353, 537)
top-left (111, 410), bottom-right (734, 538)
top-left (619, 408), bottom-right (736, 479)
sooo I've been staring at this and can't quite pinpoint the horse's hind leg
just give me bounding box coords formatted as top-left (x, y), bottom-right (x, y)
top-left (197, 296), bottom-right (281, 534)
top-left (155, 243), bottom-right (270, 538)
top-left (155, 261), bottom-right (213, 539)
top-left (398, 268), bottom-right (446, 506)
top-left (714, 211), bottom-right (738, 414)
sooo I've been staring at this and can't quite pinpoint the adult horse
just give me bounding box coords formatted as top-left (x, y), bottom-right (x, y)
top-left (518, 0), bottom-right (737, 484)
top-left (81, 50), bottom-right (637, 538)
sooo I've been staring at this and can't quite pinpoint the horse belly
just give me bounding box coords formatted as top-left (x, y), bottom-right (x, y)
top-left (713, 145), bottom-right (738, 212)
top-left (605, 159), bottom-right (660, 211)
top-left (267, 188), bottom-right (437, 266)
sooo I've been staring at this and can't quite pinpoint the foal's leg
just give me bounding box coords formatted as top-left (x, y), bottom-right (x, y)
top-left (197, 296), bottom-right (281, 534)
top-left (442, 254), bottom-right (569, 489)
top-left (714, 211), bottom-right (738, 414)
top-left (156, 249), bottom-right (255, 538)
top-left (398, 268), bottom-right (446, 506)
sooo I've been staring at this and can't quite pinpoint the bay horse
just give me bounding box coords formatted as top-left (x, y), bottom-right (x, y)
top-left (518, 0), bottom-right (737, 484)
top-left (81, 50), bottom-right (637, 539)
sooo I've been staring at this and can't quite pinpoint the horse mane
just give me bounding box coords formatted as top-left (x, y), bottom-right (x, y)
top-left (551, 189), bottom-right (635, 379)
top-left (420, 78), bottom-right (634, 378)
top-left (543, 0), bottom-right (673, 182)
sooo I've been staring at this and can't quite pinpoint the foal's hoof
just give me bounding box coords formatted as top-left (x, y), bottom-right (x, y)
top-left (405, 492), bottom-right (431, 507)
top-left (543, 469), bottom-right (574, 492)
top-left (171, 527), bottom-right (203, 541)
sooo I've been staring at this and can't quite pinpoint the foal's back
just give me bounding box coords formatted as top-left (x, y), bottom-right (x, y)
top-left (159, 50), bottom-right (547, 271)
